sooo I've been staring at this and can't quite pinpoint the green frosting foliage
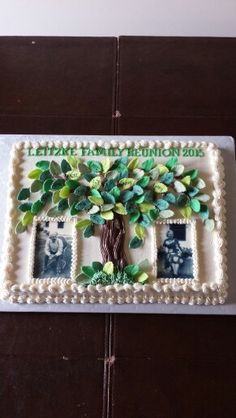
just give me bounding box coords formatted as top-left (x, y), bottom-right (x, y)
top-left (39, 170), bottom-right (52, 183)
top-left (83, 224), bottom-right (94, 238)
top-left (129, 236), bottom-right (143, 249)
top-left (15, 220), bottom-right (27, 234)
top-left (36, 160), bottom-right (50, 170)
top-left (76, 261), bottom-right (149, 286)
top-left (165, 156), bottom-right (178, 170)
top-left (17, 188), bottom-right (30, 201)
top-left (90, 271), bottom-right (133, 286)
top-left (90, 214), bottom-right (105, 225)
top-left (18, 202), bottom-right (32, 212)
top-left (31, 200), bottom-right (44, 215)
top-left (47, 206), bottom-right (62, 217)
top-left (43, 179), bottom-right (53, 193)
top-left (87, 160), bottom-right (102, 173)
top-left (17, 155), bottom-right (214, 242)
top-left (51, 179), bottom-right (65, 190)
top-left (58, 199), bottom-right (69, 212)
top-left (31, 180), bottom-right (42, 193)
top-left (27, 168), bottom-right (42, 180)
top-left (61, 159), bottom-right (71, 174)
top-left (40, 191), bottom-right (52, 204)
top-left (50, 160), bottom-right (61, 176)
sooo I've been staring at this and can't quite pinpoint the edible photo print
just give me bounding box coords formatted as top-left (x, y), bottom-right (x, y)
top-left (31, 219), bottom-right (75, 280)
top-left (156, 221), bottom-right (197, 281)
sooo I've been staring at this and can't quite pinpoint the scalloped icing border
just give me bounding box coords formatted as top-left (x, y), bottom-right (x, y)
top-left (0, 139), bottom-right (228, 305)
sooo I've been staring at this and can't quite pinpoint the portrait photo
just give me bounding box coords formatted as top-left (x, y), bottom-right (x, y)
top-left (156, 221), bottom-right (195, 280)
top-left (32, 219), bottom-right (74, 279)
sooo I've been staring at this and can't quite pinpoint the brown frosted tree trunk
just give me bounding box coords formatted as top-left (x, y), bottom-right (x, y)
top-left (100, 213), bottom-right (128, 270)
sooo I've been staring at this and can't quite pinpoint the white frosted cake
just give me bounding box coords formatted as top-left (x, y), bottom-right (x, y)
top-left (0, 138), bottom-right (228, 305)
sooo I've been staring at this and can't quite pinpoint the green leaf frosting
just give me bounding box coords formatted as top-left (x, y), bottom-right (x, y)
top-left (87, 160), bottom-right (102, 173)
top-left (76, 219), bottom-right (92, 230)
top-left (47, 207), bottom-right (62, 217)
top-left (22, 211), bottom-right (34, 226)
top-left (129, 236), bottom-right (143, 249)
top-left (18, 202), bottom-right (32, 212)
top-left (190, 199), bottom-right (201, 213)
top-left (124, 264), bottom-right (140, 276)
top-left (43, 178), bottom-right (53, 193)
top-left (36, 160), bottom-right (50, 170)
top-left (31, 200), bottom-right (44, 215)
top-left (90, 214), bottom-right (105, 225)
top-left (103, 261), bottom-right (114, 275)
top-left (61, 159), bottom-right (71, 174)
top-left (159, 209), bottom-right (174, 219)
top-left (165, 157), bottom-right (177, 170)
top-left (28, 168), bottom-right (42, 180)
top-left (141, 158), bottom-right (155, 172)
top-left (15, 220), bottom-right (27, 234)
top-left (83, 224), bottom-right (94, 238)
top-left (154, 182), bottom-right (168, 194)
top-left (50, 160), bottom-right (61, 176)
top-left (31, 180), bottom-right (42, 193)
top-left (17, 188), bottom-right (30, 201)
top-left (82, 266), bottom-right (95, 278)
top-left (59, 186), bottom-right (71, 199)
top-left (51, 179), bottom-right (65, 190)
top-left (135, 224), bottom-right (146, 240)
top-left (16, 156), bottom-right (214, 241)
top-left (92, 261), bottom-right (103, 272)
top-left (205, 218), bottom-right (215, 231)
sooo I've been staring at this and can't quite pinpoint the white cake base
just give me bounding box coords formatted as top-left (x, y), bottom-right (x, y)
top-left (0, 135), bottom-right (232, 310)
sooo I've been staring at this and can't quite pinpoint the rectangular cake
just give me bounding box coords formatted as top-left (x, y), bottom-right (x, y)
top-left (0, 138), bottom-right (228, 305)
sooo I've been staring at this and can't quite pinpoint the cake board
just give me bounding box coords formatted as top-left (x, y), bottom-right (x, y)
top-left (0, 135), bottom-right (235, 314)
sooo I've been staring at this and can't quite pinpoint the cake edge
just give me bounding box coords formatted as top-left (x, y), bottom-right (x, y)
top-left (0, 138), bottom-right (228, 305)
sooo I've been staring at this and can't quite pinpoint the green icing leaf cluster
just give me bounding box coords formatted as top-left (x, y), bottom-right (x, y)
top-left (76, 261), bottom-right (149, 286)
top-left (16, 155), bottom-right (215, 240)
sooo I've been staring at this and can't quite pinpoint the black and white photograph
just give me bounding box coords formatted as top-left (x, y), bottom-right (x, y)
top-left (157, 222), bottom-right (194, 279)
top-left (32, 220), bottom-right (73, 279)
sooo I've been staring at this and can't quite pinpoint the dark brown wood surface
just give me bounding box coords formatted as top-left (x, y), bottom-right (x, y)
top-left (117, 36), bottom-right (236, 138)
top-left (0, 36), bottom-right (236, 418)
top-left (0, 37), bottom-right (117, 134)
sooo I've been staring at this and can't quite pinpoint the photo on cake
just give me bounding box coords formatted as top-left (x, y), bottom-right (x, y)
top-left (30, 219), bottom-right (74, 280)
top-left (27, 215), bottom-right (78, 284)
top-left (0, 138), bottom-right (228, 305)
top-left (155, 220), bottom-right (197, 282)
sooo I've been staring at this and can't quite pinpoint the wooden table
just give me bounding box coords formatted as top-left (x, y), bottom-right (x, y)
top-left (0, 37), bottom-right (236, 418)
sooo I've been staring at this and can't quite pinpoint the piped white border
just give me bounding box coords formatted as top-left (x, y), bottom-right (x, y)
top-left (29, 216), bottom-right (78, 284)
top-left (154, 219), bottom-right (198, 284)
top-left (0, 139), bottom-right (228, 305)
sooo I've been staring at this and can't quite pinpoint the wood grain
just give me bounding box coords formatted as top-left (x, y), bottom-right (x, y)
top-left (0, 36), bottom-right (236, 418)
